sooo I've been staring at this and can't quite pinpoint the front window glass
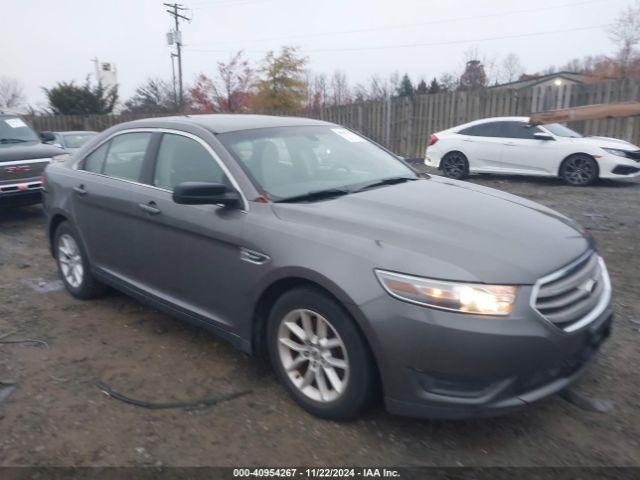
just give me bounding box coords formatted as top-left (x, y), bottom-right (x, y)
top-left (218, 126), bottom-right (414, 201)
top-left (63, 133), bottom-right (96, 148)
top-left (0, 116), bottom-right (40, 146)
top-left (153, 133), bottom-right (227, 191)
top-left (500, 122), bottom-right (542, 139)
top-left (543, 123), bottom-right (582, 138)
top-left (83, 142), bottom-right (109, 173)
top-left (102, 132), bottom-right (152, 182)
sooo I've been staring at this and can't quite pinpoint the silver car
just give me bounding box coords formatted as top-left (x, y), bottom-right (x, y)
top-left (43, 115), bottom-right (613, 419)
top-left (48, 130), bottom-right (98, 153)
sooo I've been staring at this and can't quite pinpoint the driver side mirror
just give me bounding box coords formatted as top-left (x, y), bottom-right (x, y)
top-left (40, 131), bottom-right (56, 143)
top-left (173, 182), bottom-right (241, 207)
top-left (533, 132), bottom-right (554, 141)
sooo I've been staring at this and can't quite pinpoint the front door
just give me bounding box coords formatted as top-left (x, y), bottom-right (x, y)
top-left (127, 131), bottom-right (247, 330)
top-left (497, 121), bottom-right (557, 175)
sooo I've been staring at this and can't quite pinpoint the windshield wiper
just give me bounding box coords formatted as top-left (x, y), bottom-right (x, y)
top-left (353, 176), bottom-right (418, 192)
top-left (275, 187), bottom-right (352, 203)
top-left (0, 138), bottom-right (29, 144)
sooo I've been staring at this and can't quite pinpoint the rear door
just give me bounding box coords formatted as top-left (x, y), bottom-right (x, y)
top-left (71, 130), bottom-right (155, 281)
top-left (126, 131), bottom-right (248, 330)
top-left (458, 122), bottom-right (504, 171)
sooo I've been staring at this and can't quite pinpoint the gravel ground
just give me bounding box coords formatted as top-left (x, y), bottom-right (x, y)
top-left (0, 171), bottom-right (639, 467)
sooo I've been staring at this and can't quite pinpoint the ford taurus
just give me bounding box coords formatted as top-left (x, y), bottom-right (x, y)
top-left (43, 115), bottom-right (613, 419)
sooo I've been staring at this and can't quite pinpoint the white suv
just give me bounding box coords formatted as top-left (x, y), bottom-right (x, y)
top-left (424, 116), bottom-right (640, 185)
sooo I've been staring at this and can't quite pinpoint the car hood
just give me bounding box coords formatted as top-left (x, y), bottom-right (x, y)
top-left (272, 176), bottom-right (591, 284)
top-left (0, 142), bottom-right (65, 163)
top-left (566, 135), bottom-right (639, 150)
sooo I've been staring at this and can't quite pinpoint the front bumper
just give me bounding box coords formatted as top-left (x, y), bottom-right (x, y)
top-left (598, 155), bottom-right (640, 178)
top-left (359, 287), bottom-right (612, 419)
top-left (0, 184), bottom-right (43, 207)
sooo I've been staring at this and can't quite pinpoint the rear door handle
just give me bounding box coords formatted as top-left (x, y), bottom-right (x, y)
top-left (138, 202), bottom-right (161, 215)
top-left (74, 185), bottom-right (87, 196)
top-left (503, 142), bottom-right (517, 146)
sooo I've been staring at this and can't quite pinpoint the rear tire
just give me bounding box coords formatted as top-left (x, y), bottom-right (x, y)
top-left (267, 287), bottom-right (375, 419)
top-left (54, 222), bottom-right (107, 299)
top-left (441, 152), bottom-right (469, 179)
top-left (560, 154), bottom-right (598, 186)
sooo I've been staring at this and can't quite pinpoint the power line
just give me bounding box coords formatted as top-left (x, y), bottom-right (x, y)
top-left (187, 0), bottom-right (611, 47)
top-left (164, 3), bottom-right (191, 110)
top-left (187, 24), bottom-right (609, 55)
top-left (191, 0), bottom-right (274, 10)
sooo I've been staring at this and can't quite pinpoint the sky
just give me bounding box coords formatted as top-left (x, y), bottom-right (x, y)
top-left (2, 0), bottom-right (629, 108)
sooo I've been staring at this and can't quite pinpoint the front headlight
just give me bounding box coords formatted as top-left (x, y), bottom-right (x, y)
top-left (601, 147), bottom-right (632, 158)
top-left (52, 153), bottom-right (71, 163)
top-left (375, 269), bottom-right (517, 316)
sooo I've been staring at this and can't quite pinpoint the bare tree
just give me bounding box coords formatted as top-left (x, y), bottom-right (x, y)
top-left (607, 0), bottom-right (640, 76)
top-left (215, 51), bottom-right (255, 112)
top-left (308, 73), bottom-right (328, 108)
top-left (461, 46), bottom-right (497, 84)
top-left (367, 74), bottom-right (390, 100)
top-left (352, 83), bottom-right (368, 103)
top-left (499, 53), bottom-right (525, 83)
top-left (0, 76), bottom-right (25, 109)
top-left (438, 72), bottom-right (459, 92)
top-left (330, 70), bottom-right (351, 105)
top-left (363, 72), bottom-right (400, 100)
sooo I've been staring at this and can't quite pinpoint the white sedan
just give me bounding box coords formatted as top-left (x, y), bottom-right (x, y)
top-left (424, 116), bottom-right (640, 185)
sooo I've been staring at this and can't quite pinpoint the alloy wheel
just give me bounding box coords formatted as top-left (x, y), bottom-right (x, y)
top-left (442, 153), bottom-right (467, 179)
top-left (58, 234), bottom-right (84, 288)
top-left (277, 308), bottom-right (350, 403)
top-left (563, 156), bottom-right (596, 185)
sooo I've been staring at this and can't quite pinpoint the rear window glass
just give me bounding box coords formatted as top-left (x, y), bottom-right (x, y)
top-left (459, 122), bottom-right (502, 137)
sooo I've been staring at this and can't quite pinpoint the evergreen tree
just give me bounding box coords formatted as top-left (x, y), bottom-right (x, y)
top-left (416, 79), bottom-right (428, 95)
top-left (428, 77), bottom-right (441, 94)
top-left (395, 73), bottom-right (415, 98)
top-left (44, 78), bottom-right (118, 115)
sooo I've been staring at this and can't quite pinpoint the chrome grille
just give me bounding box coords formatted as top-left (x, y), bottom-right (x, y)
top-left (533, 252), bottom-right (610, 332)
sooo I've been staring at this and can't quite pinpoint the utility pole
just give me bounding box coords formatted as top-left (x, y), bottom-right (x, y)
top-left (164, 3), bottom-right (190, 111)
top-left (170, 53), bottom-right (178, 105)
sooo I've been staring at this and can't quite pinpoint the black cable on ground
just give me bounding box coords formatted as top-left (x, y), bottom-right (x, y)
top-left (97, 381), bottom-right (251, 410)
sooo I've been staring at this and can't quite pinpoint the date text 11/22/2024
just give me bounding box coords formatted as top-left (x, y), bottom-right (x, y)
top-left (232, 468), bottom-right (401, 478)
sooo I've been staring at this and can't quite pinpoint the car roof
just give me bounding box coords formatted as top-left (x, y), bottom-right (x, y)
top-left (467, 116), bottom-right (530, 125)
top-left (55, 131), bottom-right (97, 135)
top-left (124, 114), bottom-right (335, 134)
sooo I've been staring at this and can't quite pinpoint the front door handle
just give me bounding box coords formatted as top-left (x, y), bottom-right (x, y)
top-left (503, 142), bottom-right (517, 146)
top-left (74, 185), bottom-right (87, 196)
top-left (138, 202), bottom-right (161, 215)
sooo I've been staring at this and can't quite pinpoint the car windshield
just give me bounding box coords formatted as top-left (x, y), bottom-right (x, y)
top-left (543, 123), bottom-right (583, 138)
top-left (63, 133), bottom-right (96, 148)
top-left (218, 125), bottom-right (416, 201)
top-left (0, 116), bottom-right (40, 146)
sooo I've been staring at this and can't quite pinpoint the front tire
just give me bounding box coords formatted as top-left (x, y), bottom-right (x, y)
top-left (54, 222), bottom-right (107, 299)
top-left (267, 287), bottom-right (375, 419)
top-left (560, 154), bottom-right (598, 186)
top-left (441, 152), bottom-right (469, 179)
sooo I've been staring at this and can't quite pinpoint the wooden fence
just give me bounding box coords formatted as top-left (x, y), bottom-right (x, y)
top-left (26, 78), bottom-right (640, 157)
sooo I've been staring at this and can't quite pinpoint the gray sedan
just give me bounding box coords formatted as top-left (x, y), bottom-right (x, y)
top-left (42, 115), bottom-right (612, 419)
top-left (49, 131), bottom-right (97, 153)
